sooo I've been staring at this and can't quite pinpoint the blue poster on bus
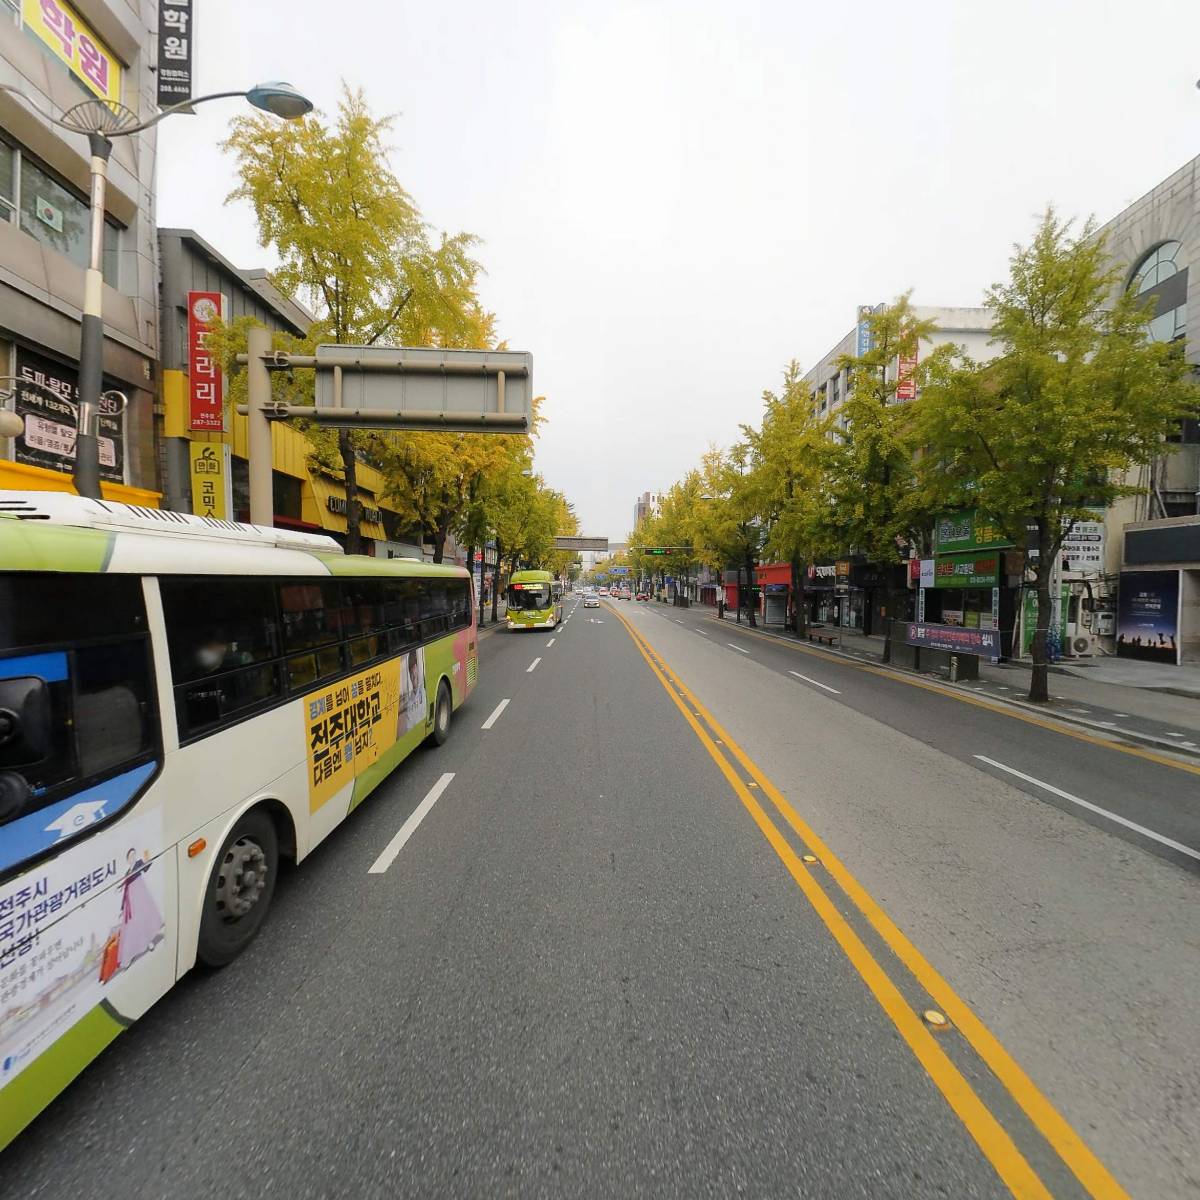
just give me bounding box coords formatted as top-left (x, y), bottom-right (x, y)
top-left (1116, 570), bottom-right (1180, 664)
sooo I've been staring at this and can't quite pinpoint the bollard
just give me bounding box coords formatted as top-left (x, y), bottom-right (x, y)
top-left (949, 654), bottom-right (958, 682)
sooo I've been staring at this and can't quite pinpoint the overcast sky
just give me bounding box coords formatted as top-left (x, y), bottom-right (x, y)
top-left (158, 0), bottom-right (1200, 541)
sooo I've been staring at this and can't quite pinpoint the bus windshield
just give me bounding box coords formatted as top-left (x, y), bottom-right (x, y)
top-left (508, 583), bottom-right (551, 610)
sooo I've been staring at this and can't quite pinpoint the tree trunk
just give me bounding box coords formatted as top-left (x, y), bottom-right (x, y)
top-left (1029, 540), bottom-right (1053, 703)
top-left (432, 513), bottom-right (451, 564)
top-left (745, 554), bottom-right (757, 628)
top-left (338, 429), bottom-right (362, 556)
top-left (881, 582), bottom-right (895, 664)
top-left (792, 555), bottom-right (808, 638)
top-left (490, 539), bottom-right (503, 625)
top-left (735, 564), bottom-right (743, 623)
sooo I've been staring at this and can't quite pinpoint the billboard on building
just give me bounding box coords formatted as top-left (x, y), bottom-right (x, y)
top-left (22, 0), bottom-right (122, 107)
top-left (156, 0), bottom-right (193, 107)
top-left (188, 441), bottom-right (230, 519)
top-left (13, 348), bottom-right (124, 484)
top-left (1116, 570), bottom-right (1180, 664)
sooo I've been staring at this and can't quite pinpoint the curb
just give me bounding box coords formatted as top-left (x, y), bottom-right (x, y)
top-left (697, 610), bottom-right (1200, 763)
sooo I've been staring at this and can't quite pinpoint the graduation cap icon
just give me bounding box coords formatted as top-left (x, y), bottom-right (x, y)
top-left (44, 801), bottom-right (107, 841)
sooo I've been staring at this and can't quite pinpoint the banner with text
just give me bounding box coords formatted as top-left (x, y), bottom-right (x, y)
top-left (187, 291), bottom-right (224, 431)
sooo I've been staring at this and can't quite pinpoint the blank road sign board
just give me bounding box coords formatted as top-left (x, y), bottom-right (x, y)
top-left (554, 536), bottom-right (609, 552)
top-left (313, 346), bottom-right (532, 429)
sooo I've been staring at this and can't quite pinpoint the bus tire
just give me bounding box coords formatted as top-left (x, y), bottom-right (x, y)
top-left (429, 679), bottom-right (452, 746)
top-left (197, 808), bottom-right (279, 968)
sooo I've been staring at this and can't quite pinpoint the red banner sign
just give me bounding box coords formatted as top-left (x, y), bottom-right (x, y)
top-left (187, 290), bottom-right (223, 431)
top-left (895, 336), bottom-right (919, 402)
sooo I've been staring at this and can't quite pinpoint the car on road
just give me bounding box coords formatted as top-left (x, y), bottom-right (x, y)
top-left (583, 593), bottom-right (600, 607)
top-left (636, 592), bottom-right (648, 601)
top-left (597, 586), bottom-right (609, 596)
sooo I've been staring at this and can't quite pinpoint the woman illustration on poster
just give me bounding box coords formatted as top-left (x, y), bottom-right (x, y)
top-left (117, 849), bottom-right (164, 970)
top-left (399, 648), bottom-right (427, 736)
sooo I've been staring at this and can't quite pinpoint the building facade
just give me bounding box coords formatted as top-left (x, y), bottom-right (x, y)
top-left (0, 0), bottom-right (161, 503)
top-left (1095, 156), bottom-right (1200, 664)
top-left (633, 490), bottom-right (661, 528)
top-left (158, 228), bottom-right (431, 558)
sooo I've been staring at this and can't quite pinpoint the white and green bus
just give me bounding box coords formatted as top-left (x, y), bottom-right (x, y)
top-left (0, 492), bottom-right (479, 1148)
top-left (505, 569), bottom-right (564, 631)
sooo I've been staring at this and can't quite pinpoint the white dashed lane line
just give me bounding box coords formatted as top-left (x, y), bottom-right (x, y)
top-left (547, 637), bottom-right (556, 646)
top-left (481, 699), bottom-right (510, 730)
top-left (527, 657), bottom-right (542, 673)
top-left (974, 756), bottom-right (1200, 862)
top-left (788, 669), bottom-right (841, 694)
top-left (368, 773), bottom-right (455, 874)
top-left (727, 643), bottom-right (750, 654)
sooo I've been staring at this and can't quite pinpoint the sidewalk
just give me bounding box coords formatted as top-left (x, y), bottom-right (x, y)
top-left (706, 609), bottom-right (1200, 750)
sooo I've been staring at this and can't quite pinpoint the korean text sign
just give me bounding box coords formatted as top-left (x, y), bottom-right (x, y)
top-left (156, 0), bottom-right (192, 106)
top-left (187, 291), bottom-right (224, 431)
top-left (22, 0), bottom-right (121, 106)
top-left (305, 659), bottom-right (409, 813)
top-left (188, 441), bottom-right (228, 519)
top-left (14, 347), bottom-right (124, 483)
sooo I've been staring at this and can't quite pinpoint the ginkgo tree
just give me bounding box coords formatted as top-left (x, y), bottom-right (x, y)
top-left (918, 210), bottom-right (1200, 702)
top-left (223, 85), bottom-right (483, 553)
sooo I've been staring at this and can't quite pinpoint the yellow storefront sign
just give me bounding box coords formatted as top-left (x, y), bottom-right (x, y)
top-left (304, 660), bottom-right (402, 813)
top-left (188, 441), bottom-right (228, 519)
top-left (23, 0), bottom-right (122, 107)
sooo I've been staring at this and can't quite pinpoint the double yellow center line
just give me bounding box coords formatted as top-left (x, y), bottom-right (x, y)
top-left (611, 605), bottom-right (1130, 1200)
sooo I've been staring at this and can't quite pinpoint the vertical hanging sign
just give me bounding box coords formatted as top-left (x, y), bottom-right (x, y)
top-left (895, 325), bottom-right (919, 401)
top-left (156, 0), bottom-right (193, 107)
top-left (188, 441), bottom-right (230, 519)
top-left (187, 291), bottom-right (223, 431)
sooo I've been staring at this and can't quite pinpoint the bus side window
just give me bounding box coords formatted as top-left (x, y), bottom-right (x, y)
top-left (160, 577), bottom-right (284, 740)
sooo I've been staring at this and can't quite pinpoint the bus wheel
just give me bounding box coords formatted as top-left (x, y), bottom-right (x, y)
top-left (197, 809), bottom-right (279, 967)
top-left (430, 679), bottom-right (452, 746)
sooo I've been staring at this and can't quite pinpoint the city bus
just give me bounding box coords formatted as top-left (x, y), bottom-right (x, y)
top-left (0, 492), bottom-right (478, 1149)
top-left (505, 569), bottom-right (563, 630)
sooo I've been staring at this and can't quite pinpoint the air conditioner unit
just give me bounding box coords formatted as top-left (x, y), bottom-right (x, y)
top-left (1069, 633), bottom-right (1102, 657)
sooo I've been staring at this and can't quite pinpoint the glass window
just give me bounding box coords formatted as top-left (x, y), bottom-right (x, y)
top-left (0, 139), bottom-right (14, 220)
top-left (1131, 242), bottom-right (1188, 344)
top-left (17, 152), bottom-right (119, 286)
top-left (0, 575), bottom-right (157, 837)
top-left (279, 579), bottom-right (355, 651)
top-left (160, 577), bottom-right (280, 684)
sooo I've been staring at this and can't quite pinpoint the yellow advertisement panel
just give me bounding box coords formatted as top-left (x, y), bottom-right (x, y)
top-left (305, 655), bottom-right (418, 813)
top-left (188, 441), bottom-right (228, 519)
top-left (22, 0), bottom-right (123, 107)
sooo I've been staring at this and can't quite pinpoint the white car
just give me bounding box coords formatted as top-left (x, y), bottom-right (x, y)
top-left (583, 594), bottom-right (600, 608)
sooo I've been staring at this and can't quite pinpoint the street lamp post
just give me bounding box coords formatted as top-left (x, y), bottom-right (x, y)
top-left (0, 82), bottom-right (313, 498)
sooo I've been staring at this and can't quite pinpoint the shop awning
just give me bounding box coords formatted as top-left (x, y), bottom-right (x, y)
top-left (305, 474), bottom-right (387, 542)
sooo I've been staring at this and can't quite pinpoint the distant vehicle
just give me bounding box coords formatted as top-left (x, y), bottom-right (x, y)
top-left (583, 594), bottom-right (600, 608)
top-left (598, 586), bottom-right (609, 596)
top-left (636, 592), bottom-right (649, 601)
top-left (619, 588), bottom-right (632, 600)
top-left (0, 492), bottom-right (478, 1149)
top-left (507, 569), bottom-right (564, 630)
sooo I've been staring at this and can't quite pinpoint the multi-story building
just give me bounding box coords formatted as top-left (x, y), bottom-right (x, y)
top-left (0, 0), bottom-right (161, 503)
top-left (802, 305), bottom-right (997, 428)
top-left (1095, 156), bottom-right (1200, 663)
top-left (633, 490), bottom-right (661, 528)
top-left (158, 227), bottom-right (428, 557)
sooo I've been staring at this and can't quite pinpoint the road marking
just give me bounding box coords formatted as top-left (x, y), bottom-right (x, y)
top-left (368, 773), bottom-right (455, 874)
top-left (546, 637), bottom-right (556, 647)
top-left (1163, 731), bottom-right (1184, 738)
top-left (701, 618), bottom-right (1200, 779)
top-left (676, 619), bottom-right (684, 624)
top-left (607, 603), bottom-right (1131, 1200)
top-left (974, 755), bottom-right (1200, 862)
top-left (788, 670), bottom-right (841, 694)
top-left (481, 699), bottom-right (510, 730)
top-left (727, 643), bottom-right (750, 654)
top-left (695, 629), bottom-right (708, 636)
top-left (527, 657), bottom-right (542, 673)
top-left (610, 615), bottom-right (1061, 1200)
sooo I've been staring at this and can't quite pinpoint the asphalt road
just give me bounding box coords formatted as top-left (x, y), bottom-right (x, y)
top-left (3, 596), bottom-right (1197, 1198)
top-left (647, 601), bottom-right (1200, 874)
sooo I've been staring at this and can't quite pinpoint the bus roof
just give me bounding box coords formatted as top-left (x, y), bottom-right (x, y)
top-left (0, 492), bottom-right (468, 579)
top-left (509, 569), bottom-right (555, 583)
